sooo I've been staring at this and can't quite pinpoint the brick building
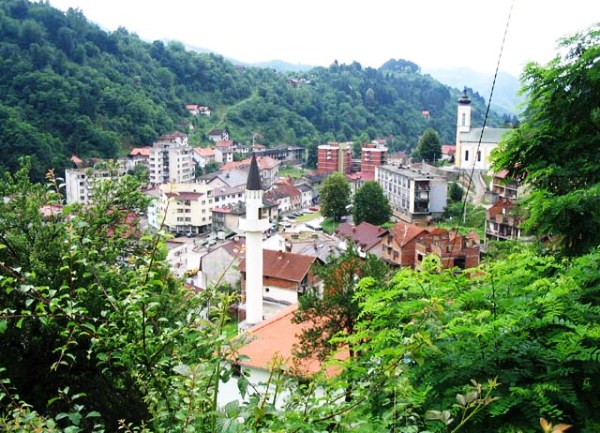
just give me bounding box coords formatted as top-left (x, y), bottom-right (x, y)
top-left (317, 142), bottom-right (353, 175)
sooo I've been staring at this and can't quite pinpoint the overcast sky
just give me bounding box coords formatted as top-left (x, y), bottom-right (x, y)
top-left (47, 0), bottom-right (598, 76)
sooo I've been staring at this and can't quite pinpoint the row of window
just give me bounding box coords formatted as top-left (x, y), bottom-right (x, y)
top-left (464, 150), bottom-right (482, 162)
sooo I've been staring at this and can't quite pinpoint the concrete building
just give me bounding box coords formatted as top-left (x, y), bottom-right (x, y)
top-left (155, 183), bottom-right (214, 235)
top-left (149, 131), bottom-right (194, 185)
top-left (375, 164), bottom-right (448, 225)
top-left (454, 88), bottom-right (511, 171)
top-left (317, 142), bottom-right (353, 175)
top-left (193, 147), bottom-right (216, 169)
top-left (65, 163), bottom-right (126, 205)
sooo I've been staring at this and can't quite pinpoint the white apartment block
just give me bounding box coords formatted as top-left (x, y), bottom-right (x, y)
top-left (375, 164), bottom-right (448, 225)
top-left (65, 164), bottom-right (126, 205)
top-left (149, 131), bottom-right (194, 185)
top-left (155, 183), bottom-right (214, 235)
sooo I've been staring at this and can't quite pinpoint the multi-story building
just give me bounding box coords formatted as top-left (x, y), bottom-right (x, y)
top-left (317, 142), bottom-right (353, 175)
top-left (360, 144), bottom-right (388, 176)
top-left (149, 131), bottom-right (194, 185)
top-left (375, 164), bottom-right (448, 224)
top-left (65, 163), bottom-right (127, 205)
top-left (485, 198), bottom-right (524, 241)
top-left (154, 183), bottom-right (214, 235)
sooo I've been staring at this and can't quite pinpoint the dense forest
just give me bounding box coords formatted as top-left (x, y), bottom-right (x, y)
top-left (0, 0), bottom-right (504, 181)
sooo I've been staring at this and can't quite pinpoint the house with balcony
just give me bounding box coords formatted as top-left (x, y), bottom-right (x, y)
top-left (485, 198), bottom-right (524, 241)
top-left (154, 183), bottom-right (214, 235)
top-left (375, 164), bottom-right (448, 225)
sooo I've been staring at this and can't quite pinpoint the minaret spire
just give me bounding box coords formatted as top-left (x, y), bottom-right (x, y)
top-left (239, 153), bottom-right (269, 325)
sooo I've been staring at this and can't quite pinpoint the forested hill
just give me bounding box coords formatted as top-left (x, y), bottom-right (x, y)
top-left (0, 0), bottom-right (505, 181)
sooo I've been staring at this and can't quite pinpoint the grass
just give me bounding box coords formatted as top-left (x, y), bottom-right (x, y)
top-left (295, 211), bottom-right (321, 223)
top-left (321, 217), bottom-right (340, 234)
top-left (279, 166), bottom-right (305, 179)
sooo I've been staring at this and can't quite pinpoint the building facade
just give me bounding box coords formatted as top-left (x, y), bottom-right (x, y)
top-left (454, 88), bottom-right (511, 171)
top-left (317, 142), bottom-right (353, 175)
top-left (375, 164), bottom-right (448, 224)
top-left (155, 183), bottom-right (214, 235)
top-left (65, 164), bottom-right (127, 205)
top-left (149, 131), bottom-right (194, 185)
top-left (360, 144), bottom-right (388, 176)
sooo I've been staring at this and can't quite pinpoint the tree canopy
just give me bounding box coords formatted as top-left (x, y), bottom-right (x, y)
top-left (414, 127), bottom-right (442, 163)
top-left (319, 172), bottom-right (351, 222)
top-left (352, 180), bottom-right (391, 225)
top-left (492, 24), bottom-right (600, 256)
top-left (0, 0), bottom-right (504, 181)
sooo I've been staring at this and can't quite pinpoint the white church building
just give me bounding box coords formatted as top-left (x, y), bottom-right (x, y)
top-left (454, 88), bottom-right (511, 171)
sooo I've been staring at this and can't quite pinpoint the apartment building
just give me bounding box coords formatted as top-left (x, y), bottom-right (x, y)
top-left (155, 183), bottom-right (214, 235)
top-left (360, 144), bottom-right (388, 176)
top-left (65, 163), bottom-right (126, 205)
top-left (149, 131), bottom-right (194, 185)
top-left (375, 164), bottom-right (448, 225)
top-left (317, 142), bottom-right (353, 175)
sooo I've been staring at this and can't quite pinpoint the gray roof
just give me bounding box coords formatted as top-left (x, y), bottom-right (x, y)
top-left (460, 127), bottom-right (511, 144)
top-left (246, 153), bottom-right (262, 191)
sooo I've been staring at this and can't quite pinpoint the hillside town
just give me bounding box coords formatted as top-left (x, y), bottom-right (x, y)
top-left (1, 2), bottom-right (598, 431)
top-left (58, 89), bottom-right (530, 407)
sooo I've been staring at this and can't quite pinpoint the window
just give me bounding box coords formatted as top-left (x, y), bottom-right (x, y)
top-left (477, 151), bottom-right (481, 162)
top-left (461, 113), bottom-right (466, 126)
top-left (465, 150), bottom-right (469, 161)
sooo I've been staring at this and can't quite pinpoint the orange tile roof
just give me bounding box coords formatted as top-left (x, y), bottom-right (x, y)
top-left (130, 147), bottom-right (150, 157)
top-left (238, 304), bottom-right (347, 376)
top-left (194, 147), bottom-right (215, 157)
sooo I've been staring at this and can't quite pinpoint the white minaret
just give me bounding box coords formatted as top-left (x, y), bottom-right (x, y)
top-left (238, 154), bottom-right (270, 324)
top-left (455, 87), bottom-right (472, 169)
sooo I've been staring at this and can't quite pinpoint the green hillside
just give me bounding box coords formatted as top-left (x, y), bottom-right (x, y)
top-left (0, 0), bottom-right (503, 181)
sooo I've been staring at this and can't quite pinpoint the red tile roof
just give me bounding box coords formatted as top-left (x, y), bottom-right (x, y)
top-left (238, 304), bottom-right (346, 376)
top-left (442, 145), bottom-right (456, 156)
top-left (216, 140), bottom-right (234, 148)
top-left (486, 198), bottom-right (517, 219)
top-left (238, 249), bottom-right (317, 283)
top-left (335, 222), bottom-right (387, 252)
top-left (388, 221), bottom-right (428, 247)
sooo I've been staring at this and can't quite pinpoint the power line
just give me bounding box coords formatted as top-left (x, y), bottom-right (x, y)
top-left (450, 0), bottom-right (516, 266)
